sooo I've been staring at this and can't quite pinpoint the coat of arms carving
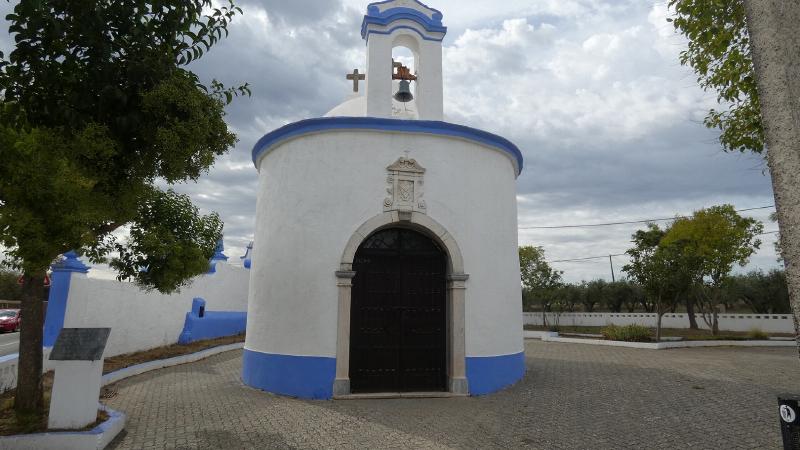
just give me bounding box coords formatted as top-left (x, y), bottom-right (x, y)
top-left (384, 156), bottom-right (427, 214)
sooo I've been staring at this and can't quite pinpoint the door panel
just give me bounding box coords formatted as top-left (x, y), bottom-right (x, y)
top-left (350, 229), bottom-right (447, 393)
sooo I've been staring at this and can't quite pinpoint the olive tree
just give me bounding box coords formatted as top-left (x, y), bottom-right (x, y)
top-left (662, 205), bottom-right (763, 335)
top-left (519, 246), bottom-right (563, 327)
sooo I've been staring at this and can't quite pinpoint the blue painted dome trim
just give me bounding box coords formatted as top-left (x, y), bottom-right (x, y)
top-left (361, 1), bottom-right (447, 40)
top-left (365, 25), bottom-right (445, 43)
top-left (251, 117), bottom-right (524, 176)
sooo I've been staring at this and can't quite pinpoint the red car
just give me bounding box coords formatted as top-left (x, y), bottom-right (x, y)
top-left (0, 309), bottom-right (21, 333)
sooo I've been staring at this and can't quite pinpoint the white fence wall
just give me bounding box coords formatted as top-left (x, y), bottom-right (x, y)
top-left (0, 349), bottom-right (54, 394)
top-left (523, 312), bottom-right (794, 334)
top-left (64, 263), bottom-right (249, 358)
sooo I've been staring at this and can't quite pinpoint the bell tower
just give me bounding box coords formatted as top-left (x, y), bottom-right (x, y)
top-left (362, 0), bottom-right (447, 121)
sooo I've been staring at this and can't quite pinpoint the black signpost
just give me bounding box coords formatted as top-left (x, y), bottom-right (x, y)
top-left (779, 395), bottom-right (800, 450)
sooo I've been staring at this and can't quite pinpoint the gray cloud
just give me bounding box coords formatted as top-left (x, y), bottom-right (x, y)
top-left (1, 0), bottom-right (781, 280)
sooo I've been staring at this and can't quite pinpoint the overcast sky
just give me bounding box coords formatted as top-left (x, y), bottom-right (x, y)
top-left (0, 0), bottom-right (781, 282)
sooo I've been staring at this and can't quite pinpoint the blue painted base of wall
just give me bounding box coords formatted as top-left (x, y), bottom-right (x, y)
top-left (466, 352), bottom-right (526, 396)
top-left (178, 312), bottom-right (247, 344)
top-left (241, 349), bottom-right (336, 400)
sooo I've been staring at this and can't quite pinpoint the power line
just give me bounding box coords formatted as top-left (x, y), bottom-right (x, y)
top-left (550, 253), bottom-right (626, 263)
top-left (519, 205), bottom-right (775, 230)
top-left (547, 230), bottom-right (779, 264)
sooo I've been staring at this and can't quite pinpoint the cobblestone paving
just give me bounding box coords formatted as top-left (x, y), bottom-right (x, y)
top-left (104, 340), bottom-right (800, 449)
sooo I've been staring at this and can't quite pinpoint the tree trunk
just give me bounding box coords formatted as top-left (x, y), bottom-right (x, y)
top-left (712, 310), bottom-right (719, 336)
top-left (743, 0), bottom-right (800, 358)
top-left (656, 312), bottom-right (662, 342)
top-left (685, 296), bottom-right (699, 330)
top-left (14, 271), bottom-right (45, 417)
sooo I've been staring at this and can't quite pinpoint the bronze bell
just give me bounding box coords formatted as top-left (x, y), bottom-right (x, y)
top-left (394, 80), bottom-right (414, 103)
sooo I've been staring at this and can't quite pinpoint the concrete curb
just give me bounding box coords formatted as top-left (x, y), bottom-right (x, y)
top-left (0, 405), bottom-right (126, 450)
top-left (102, 342), bottom-right (244, 386)
top-left (523, 331), bottom-right (559, 339)
top-left (524, 331), bottom-right (797, 350)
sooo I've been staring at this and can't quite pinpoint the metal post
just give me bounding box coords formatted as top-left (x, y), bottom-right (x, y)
top-left (609, 255), bottom-right (616, 283)
top-left (779, 395), bottom-right (800, 449)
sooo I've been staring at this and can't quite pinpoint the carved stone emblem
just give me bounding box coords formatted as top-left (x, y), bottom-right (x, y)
top-left (384, 156), bottom-right (427, 214)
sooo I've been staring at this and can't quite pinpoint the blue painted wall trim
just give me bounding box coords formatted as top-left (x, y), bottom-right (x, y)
top-left (252, 117), bottom-right (524, 176)
top-left (362, 1), bottom-right (446, 40)
top-left (466, 352), bottom-right (525, 396)
top-left (364, 25), bottom-right (444, 43)
top-left (43, 251), bottom-right (89, 347)
top-left (178, 298), bottom-right (247, 344)
top-left (208, 238), bottom-right (229, 274)
top-left (241, 349), bottom-right (336, 400)
top-left (241, 241), bottom-right (253, 270)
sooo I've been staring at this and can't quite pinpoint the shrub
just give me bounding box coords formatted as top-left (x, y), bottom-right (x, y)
top-left (746, 328), bottom-right (769, 340)
top-left (601, 324), bottom-right (652, 342)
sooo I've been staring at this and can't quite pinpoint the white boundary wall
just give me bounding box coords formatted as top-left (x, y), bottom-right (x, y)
top-left (64, 263), bottom-right (249, 358)
top-left (523, 312), bottom-right (794, 333)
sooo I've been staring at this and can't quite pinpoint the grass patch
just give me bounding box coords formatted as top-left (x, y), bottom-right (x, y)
top-left (0, 333), bottom-right (244, 436)
top-left (746, 328), bottom-right (769, 340)
top-left (601, 324), bottom-right (651, 342)
top-left (102, 333), bottom-right (245, 374)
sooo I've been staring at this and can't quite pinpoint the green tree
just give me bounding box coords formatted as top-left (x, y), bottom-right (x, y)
top-left (0, 269), bottom-right (22, 301)
top-left (555, 284), bottom-right (583, 313)
top-left (669, 0), bottom-right (800, 357)
top-left (663, 205), bottom-right (763, 334)
top-left (668, 0), bottom-right (763, 153)
top-left (519, 246), bottom-right (563, 327)
top-left (726, 270), bottom-right (790, 314)
top-left (583, 280), bottom-right (606, 313)
top-left (604, 281), bottom-right (638, 313)
top-left (623, 224), bottom-right (694, 341)
top-left (0, 0), bottom-right (248, 419)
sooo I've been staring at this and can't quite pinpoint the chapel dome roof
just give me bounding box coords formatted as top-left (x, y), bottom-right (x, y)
top-left (324, 95), bottom-right (367, 117)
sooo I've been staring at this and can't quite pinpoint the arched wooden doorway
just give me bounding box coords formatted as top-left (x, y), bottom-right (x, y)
top-left (349, 228), bottom-right (447, 393)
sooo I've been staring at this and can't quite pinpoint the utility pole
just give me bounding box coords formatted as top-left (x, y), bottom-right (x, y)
top-left (609, 255), bottom-right (616, 282)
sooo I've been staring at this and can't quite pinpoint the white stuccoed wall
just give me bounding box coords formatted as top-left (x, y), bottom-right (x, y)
top-left (63, 263), bottom-right (249, 358)
top-left (247, 130), bottom-right (523, 359)
top-left (523, 312), bottom-right (795, 334)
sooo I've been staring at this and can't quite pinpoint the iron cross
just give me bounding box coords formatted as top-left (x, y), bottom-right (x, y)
top-left (346, 69), bottom-right (366, 92)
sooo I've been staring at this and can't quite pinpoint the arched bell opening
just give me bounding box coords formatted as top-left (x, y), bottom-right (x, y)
top-left (391, 36), bottom-right (421, 118)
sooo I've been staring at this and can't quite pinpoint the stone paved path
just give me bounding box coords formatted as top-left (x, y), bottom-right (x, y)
top-left (104, 340), bottom-right (800, 449)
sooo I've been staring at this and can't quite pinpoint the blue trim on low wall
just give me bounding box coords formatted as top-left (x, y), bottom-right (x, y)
top-left (252, 117), bottom-right (523, 176)
top-left (43, 251), bottom-right (90, 347)
top-left (241, 350), bottom-right (336, 400)
top-left (177, 310), bottom-right (247, 344)
top-left (43, 271), bottom-right (71, 347)
top-left (466, 352), bottom-right (525, 396)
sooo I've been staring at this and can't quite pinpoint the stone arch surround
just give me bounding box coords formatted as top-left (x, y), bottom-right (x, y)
top-left (334, 211), bottom-right (469, 396)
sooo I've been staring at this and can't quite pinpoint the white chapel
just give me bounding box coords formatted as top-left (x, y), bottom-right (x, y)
top-left (243, 0), bottom-right (526, 399)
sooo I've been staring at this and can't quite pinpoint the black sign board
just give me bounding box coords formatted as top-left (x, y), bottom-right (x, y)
top-left (49, 328), bottom-right (111, 361)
